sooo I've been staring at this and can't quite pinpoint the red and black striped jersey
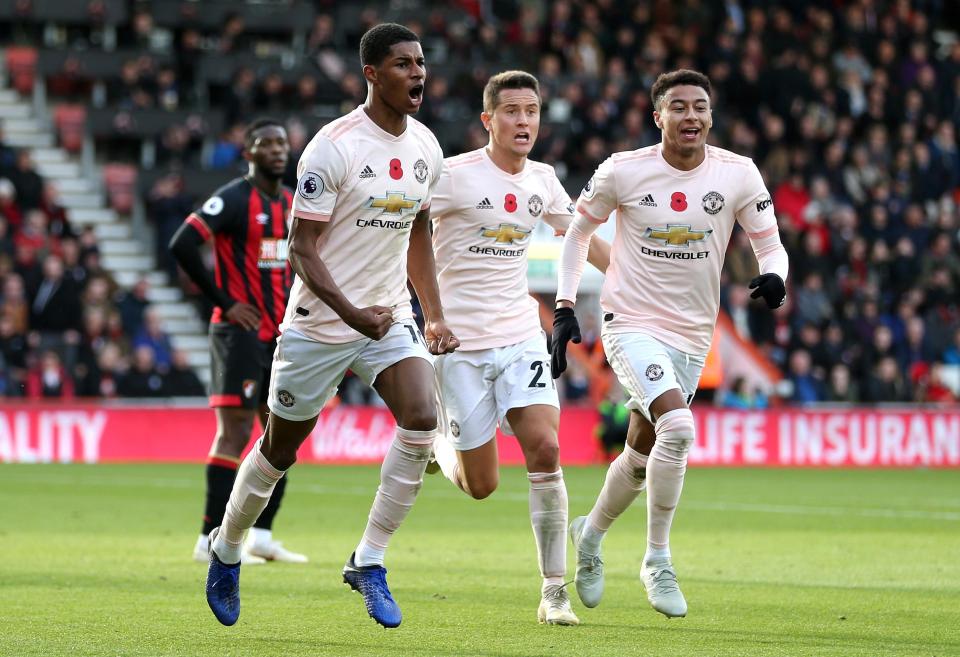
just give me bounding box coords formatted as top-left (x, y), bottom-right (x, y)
top-left (186, 177), bottom-right (292, 342)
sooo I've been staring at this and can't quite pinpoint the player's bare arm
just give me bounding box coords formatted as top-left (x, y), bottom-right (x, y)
top-left (407, 207), bottom-right (459, 354)
top-left (287, 216), bottom-right (392, 340)
top-left (586, 235), bottom-right (610, 273)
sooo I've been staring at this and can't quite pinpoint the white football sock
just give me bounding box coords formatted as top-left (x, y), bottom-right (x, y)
top-left (529, 469), bottom-right (568, 581)
top-left (582, 443), bottom-right (648, 555)
top-left (354, 426), bottom-right (435, 567)
top-left (645, 408), bottom-right (695, 565)
top-left (213, 437), bottom-right (284, 564)
top-left (247, 527), bottom-right (272, 548)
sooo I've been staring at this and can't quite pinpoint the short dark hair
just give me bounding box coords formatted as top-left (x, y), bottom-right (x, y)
top-left (483, 70), bottom-right (541, 113)
top-left (244, 118), bottom-right (284, 146)
top-left (650, 69), bottom-right (712, 111)
top-left (359, 23), bottom-right (420, 66)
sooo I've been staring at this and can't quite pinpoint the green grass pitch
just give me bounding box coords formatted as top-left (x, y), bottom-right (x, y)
top-left (1, 464), bottom-right (958, 657)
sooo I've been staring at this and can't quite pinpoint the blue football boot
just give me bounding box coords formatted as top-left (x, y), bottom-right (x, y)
top-left (206, 527), bottom-right (241, 626)
top-left (342, 553), bottom-right (402, 628)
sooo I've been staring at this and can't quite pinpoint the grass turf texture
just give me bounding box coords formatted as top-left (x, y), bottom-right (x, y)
top-left (1, 465), bottom-right (958, 657)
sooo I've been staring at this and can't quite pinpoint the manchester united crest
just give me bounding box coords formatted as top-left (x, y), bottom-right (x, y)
top-left (528, 194), bottom-right (543, 217)
top-left (414, 158), bottom-right (428, 183)
top-left (701, 191), bottom-right (724, 215)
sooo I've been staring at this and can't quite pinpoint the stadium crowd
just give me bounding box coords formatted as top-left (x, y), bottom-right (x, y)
top-left (1, 1), bottom-right (959, 405)
top-left (0, 128), bottom-right (204, 398)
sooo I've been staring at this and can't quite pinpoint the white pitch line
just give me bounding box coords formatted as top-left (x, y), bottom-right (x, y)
top-left (5, 472), bottom-right (960, 521)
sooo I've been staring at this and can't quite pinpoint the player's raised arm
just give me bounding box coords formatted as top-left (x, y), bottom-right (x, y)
top-left (736, 162), bottom-right (789, 309)
top-left (286, 216), bottom-right (391, 340)
top-left (407, 206), bottom-right (458, 354)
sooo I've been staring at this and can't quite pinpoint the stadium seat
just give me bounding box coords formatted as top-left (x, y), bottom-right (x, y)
top-left (54, 104), bottom-right (87, 153)
top-left (5, 47), bottom-right (37, 95)
top-left (103, 163), bottom-right (138, 215)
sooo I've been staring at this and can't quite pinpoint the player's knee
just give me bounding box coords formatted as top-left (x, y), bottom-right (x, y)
top-left (464, 471), bottom-right (498, 500)
top-left (260, 438), bottom-right (298, 470)
top-left (653, 408), bottom-right (695, 459)
top-left (395, 405), bottom-right (438, 433)
top-left (524, 436), bottom-right (560, 472)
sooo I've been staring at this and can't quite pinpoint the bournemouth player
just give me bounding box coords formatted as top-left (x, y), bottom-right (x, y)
top-left (169, 119), bottom-right (307, 566)
top-left (553, 70), bottom-right (788, 618)
top-left (205, 23), bottom-right (458, 629)
top-left (429, 71), bottom-right (609, 625)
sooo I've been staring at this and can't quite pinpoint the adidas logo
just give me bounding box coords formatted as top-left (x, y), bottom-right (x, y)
top-left (639, 193), bottom-right (657, 207)
top-left (476, 197), bottom-right (494, 209)
top-left (359, 165), bottom-right (376, 179)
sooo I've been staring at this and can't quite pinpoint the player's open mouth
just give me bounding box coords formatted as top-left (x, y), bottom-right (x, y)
top-left (681, 127), bottom-right (700, 141)
top-left (408, 85), bottom-right (424, 104)
top-left (514, 131), bottom-right (530, 144)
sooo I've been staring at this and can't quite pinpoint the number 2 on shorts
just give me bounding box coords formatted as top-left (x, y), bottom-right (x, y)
top-left (528, 361), bottom-right (553, 388)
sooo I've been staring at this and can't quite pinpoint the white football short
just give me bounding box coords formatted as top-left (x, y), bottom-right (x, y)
top-left (601, 328), bottom-right (706, 423)
top-left (435, 332), bottom-right (559, 451)
top-left (267, 321), bottom-right (433, 421)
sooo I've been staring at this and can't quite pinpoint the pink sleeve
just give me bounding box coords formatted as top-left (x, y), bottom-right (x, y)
top-left (556, 213), bottom-right (601, 304)
top-left (750, 231), bottom-right (789, 283)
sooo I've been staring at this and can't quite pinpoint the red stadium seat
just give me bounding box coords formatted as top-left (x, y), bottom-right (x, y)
top-left (53, 104), bottom-right (87, 153)
top-left (5, 47), bottom-right (37, 95)
top-left (102, 163), bottom-right (138, 215)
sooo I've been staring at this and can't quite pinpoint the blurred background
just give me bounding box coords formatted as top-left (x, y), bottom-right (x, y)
top-left (0, 0), bottom-right (957, 465)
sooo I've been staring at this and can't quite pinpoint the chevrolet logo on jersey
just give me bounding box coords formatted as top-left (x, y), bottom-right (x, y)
top-left (644, 224), bottom-right (713, 247)
top-left (366, 191), bottom-right (421, 215)
top-left (480, 223), bottom-right (531, 245)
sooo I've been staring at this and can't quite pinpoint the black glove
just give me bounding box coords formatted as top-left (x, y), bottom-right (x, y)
top-left (749, 273), bottom-right (786, 309)
top-left (551, 307), bottom-right (581, 377)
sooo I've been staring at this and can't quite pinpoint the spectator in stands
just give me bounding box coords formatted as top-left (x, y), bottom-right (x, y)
top-left (0, 313), bottom-right (26, 395)
top-left (914, 362), bottom-right (957, 404)
top-left (116, 277), bottom-right (151, 338)
top-left (156, 123), bottom-right (196, 167)
top-left (132, 307), bottom-right (173, 369)
top-left (224, 67), bottom-right (257, 126)
top-left (40, 183), bottom-right (73, 241)
top-left (15, 209), bottom-right (52, 258)
top-left (217, 12), bottom-right (248, 54)
top-left (92, 341), bottom-right (126, 398)
top-left (146, 171), bottom-right (193, 279)
top-left (0, 127), bottom-right (15, 174)
top-left (209, 124), bottom-right (245, 169)
top-left (0, 215), bottom-right (14, 261)
top-left (156, 67), bottom-right (180, 111)
top-left (718, 376), bottom-right (768, 410)
top-left (0, 178), bottom-right (22, 229)
top-left (901, 316), bottom-right (936, 371)
top-left (25, 350), bottom-right (74, 399)
top-left (163, 348), bottom-right (205, 397)
top-left (1, 271), bottom-right (29, 334)
top-left (826, 363), bottom-right (860, 403)
top-left (788, 349), bottom-right (824, 404)
top-left (30, 254), bottom-right (82, 334)
top-left (943, 328), bottom-right (960, 365)
top-left (793, 272), bottom-right (833, 328)
top-left (256, 73), bottom-right (286, 113)
top-left (118, 345), bottom-right (166, 397)
top-left (862, 356), bottom-right (911, 403)
top-left (112, 58), bottom-right (156, 110)
top-left (60, 236), bottom-right (87, 289)
top-left (8, 151), bottom-right (43, 211)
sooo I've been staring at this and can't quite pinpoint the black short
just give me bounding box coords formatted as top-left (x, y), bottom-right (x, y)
top-left (209, 323), bottom-right (275, 409)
